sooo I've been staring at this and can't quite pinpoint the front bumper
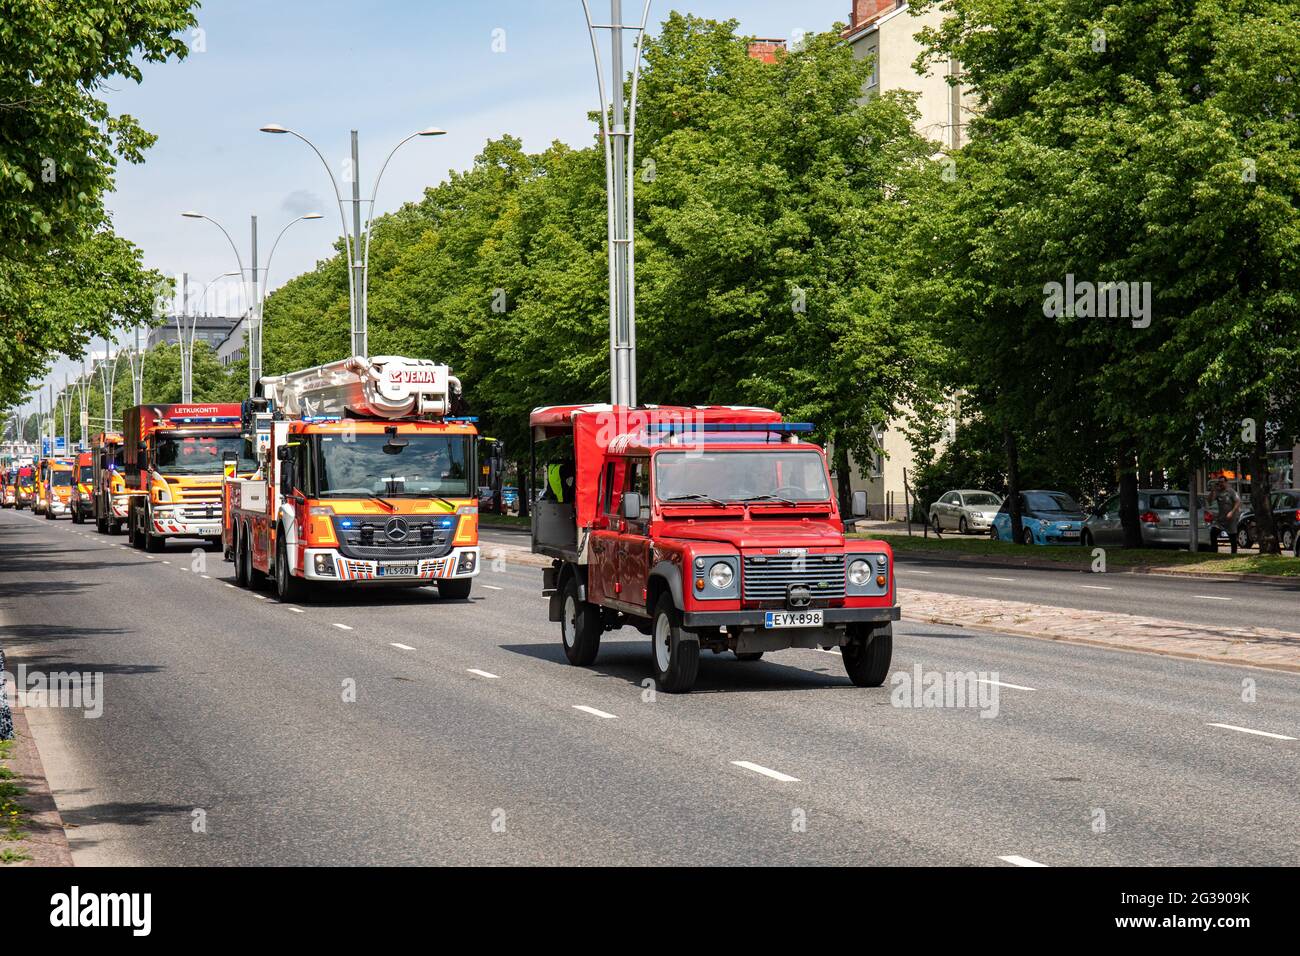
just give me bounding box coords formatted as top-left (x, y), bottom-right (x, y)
top-left (49, 500), bottom-right (69, 515)
top-left (112, 496), bottom-right (131, 518)
top-left (153, 517), bottom-right (221, 537)
top-left (302, 546), bottom-right (481, 583)
top-left (682, 605), bottom-right (901, 629)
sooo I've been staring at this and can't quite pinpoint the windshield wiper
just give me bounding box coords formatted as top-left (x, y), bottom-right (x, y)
top-left (319, 490), bottom-right (396, 511)
top-left (662, 493), bottom-right (728, 507)
top-left (744, 494), bottom-right (799, 506)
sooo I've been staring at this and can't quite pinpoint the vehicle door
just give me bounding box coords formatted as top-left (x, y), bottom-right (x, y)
top-left (1096, 495), bottom-right (1123, 545)
top-left (940, 492), bottom-right (960, 528)
top-left (615, 458), bottom-right (652, 613)
top-left (586, 460), bottom-right (621, 606)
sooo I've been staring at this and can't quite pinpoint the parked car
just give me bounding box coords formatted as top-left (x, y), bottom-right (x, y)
top-left (929, 489), bottom-right (1002, 535)
top-left (477, 485), bottom-right (498, 513)
top-left (1081, 489), bottom-right (1214, 549)
top-left (1233, 489), bottom-right (1300, 552)
top-left (991, 490), bottom-right (1085, 545)
top-left (501, 486), bottom-right (519, 512)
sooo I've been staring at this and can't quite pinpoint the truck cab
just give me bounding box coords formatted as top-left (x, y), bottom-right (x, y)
top-left (33, 459), bottom-right (49, 514)
top-left (1, 468), bottom-right (14, 508)
top-left (90, 432), bottom-right (134, 535)
top-left (14, 466), bottom-right (35, 510)
top-left (531, 405), bottom-right (898, 692)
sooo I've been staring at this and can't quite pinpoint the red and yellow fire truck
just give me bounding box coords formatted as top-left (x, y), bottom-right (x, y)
top-left (89, 431), bottom-right (137, 535)
top-left (530, 405), bottom-right (898, 693)
top-left (43, 459), bottom-right (74, 519)
top-left (223, 355), bottom-right (481, 602)
top-left (70, 451), bottom-right (95, 523)
top-left (122, 404), bottom-right (252, 551)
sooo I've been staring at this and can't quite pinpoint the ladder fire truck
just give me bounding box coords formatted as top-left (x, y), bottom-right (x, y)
top-left (222, 355), bottom-right (481, 602)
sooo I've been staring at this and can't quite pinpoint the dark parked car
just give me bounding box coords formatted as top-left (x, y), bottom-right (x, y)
top-left (1082, 489), bottom-right (1215, 549)
top-left (1235, 489), bottom-right (1300, 552)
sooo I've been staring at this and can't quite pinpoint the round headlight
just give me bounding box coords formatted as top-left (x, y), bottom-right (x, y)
top-left (708, 562), bottom-right (733, 589)
top-left (848, 558), bottom-right (871, 586)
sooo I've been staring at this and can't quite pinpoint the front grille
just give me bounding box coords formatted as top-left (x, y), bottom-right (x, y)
top-left (331, 515), bottom-right (457, 560)
top-left (742, 554), bottom-right (846, 602)
top-left (176, 500), bottom-right (221, 522)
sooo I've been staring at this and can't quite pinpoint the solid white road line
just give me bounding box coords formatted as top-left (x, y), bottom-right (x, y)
top-left (1207, 723), bottom-right (1296, 741)
top-left (332, 623), bottom-right (353, 631)
top-left (467, 669), bottom-right (500, 679)
top-left (731, 760), bottom-right (800, 783)
top-left (907, 569), bottom-right (933, 575)
top-left (1195, 595), bottom-right (1232, 601)
top-left (390, 643), bottom-right (416, 651)
top-left (287, 606), bottom-right (305, 613)
top-left (977, 678), bottom-right (1036, 691)
top-left (572, 705), bottom-right (618, 720)
top-left (985, 576), bottom-right (1016, 582)
top-left (482, 584), bottom-right (504, 590)
top-left (1080, 585), bottom-right (1113, 590)
top-left (999, 855), bottom-right (1047, 867)
top-left (224, 583), bottom-right (237, 589)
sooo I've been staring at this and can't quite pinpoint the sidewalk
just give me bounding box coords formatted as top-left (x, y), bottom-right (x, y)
top-left (0, 707), bottom-right (74, 867)
top-left (481, 539), bottom-right (1300, 673)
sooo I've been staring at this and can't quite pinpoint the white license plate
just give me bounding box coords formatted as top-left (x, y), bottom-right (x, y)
top-left (1173, 518), bottom-right (1189, 527)
top-left (764, 610), bottom-right (824, 629)
top-left (378, 563), bottom-right (418, 577)
top-left (1059, 530), bottom-right (1079, 537)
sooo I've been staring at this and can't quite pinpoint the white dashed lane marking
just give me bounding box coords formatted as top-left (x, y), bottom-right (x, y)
top-left (1207, 723), bottom-right (1295, 741)
top-left (730, 761), bottom-right (799, 783)
top-left (999, 855), bottom-right (1047, 867)
top-left (467, 669), bottom-right (500, 680)
top-left (572, 705), bottom-right (618, 720)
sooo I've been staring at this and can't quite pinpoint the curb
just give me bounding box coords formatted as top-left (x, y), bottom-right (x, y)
top-left (1, 708), bottom-right (75, 867)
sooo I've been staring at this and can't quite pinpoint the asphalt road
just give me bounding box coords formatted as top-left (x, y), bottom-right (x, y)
top-left (3, 508), bottom-right (1298, 866)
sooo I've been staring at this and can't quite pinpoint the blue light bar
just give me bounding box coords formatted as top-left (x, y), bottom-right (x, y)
top-left (168, 416), bottom-right (241, 424)
top-left (445, 416), bottom-right (479, 423)
top-left (647, 422), bottom-right (815, 433)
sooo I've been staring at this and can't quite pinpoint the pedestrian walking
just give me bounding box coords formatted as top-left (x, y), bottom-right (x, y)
top-left (1213, 477), bottom-right (1242, 554)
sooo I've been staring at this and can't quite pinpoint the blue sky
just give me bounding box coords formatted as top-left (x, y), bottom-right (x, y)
top-left (19, 0), bottom-right (851, 418)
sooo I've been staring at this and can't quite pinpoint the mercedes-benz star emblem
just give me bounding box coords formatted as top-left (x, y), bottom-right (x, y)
top-left (385, 516), bottom-right (410, 542)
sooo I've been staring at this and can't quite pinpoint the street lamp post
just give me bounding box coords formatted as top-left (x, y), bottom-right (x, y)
top-left (260, 124), bottom-right (445, 359)
top-left (582, 0), bottom-right (652, 408)
top-left (180, 271), bottom-right (241, 401)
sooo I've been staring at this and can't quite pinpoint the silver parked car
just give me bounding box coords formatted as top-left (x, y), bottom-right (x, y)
top-left (930, 489), bottom-right (1003, 535)
top-left (1081, 489), bottom-right (1215, 548)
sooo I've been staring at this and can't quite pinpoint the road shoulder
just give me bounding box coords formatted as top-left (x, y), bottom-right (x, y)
top-left (1, 706), bottom-right (74, 867)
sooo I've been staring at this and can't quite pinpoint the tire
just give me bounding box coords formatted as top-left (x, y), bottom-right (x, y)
top-left (734, 651), bottom-right (764, 662)
top-left (559, 575), bottom-right (601, 666)
top-left (1021, 527), bottom-right (1035, 546)
top-left (144, 509), bottom-right (163, 552)
top-left (1282, 529), bottom-right (1295, 552)
top-left (989, 525), bottom-right (999, 541)
top-left (958, 516), bottom-right (969, 535)
top-left (44, 509), bottom-right (54, 520)
top-left (843, 623), bottom-right (893, 687)
top-left (650, 593), bottom-right (699, 693)
top-left (1081, 529), bottom-right (1094, 548)
top-left (275, 536), bottom-right (306, 602)
top-left (437, 578), bottom-right (473, 600)
top-left (1236, 527), bottom-right (1251, 550)
top-left (130, 510), bottom-right (145, 549)
top-left (931, 514), bottom-right (942, 534)
top-left (233, 524), bottom-right (250, 588)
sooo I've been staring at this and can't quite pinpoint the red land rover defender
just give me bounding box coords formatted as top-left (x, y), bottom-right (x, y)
top-left (530, 405), bottom-right (899, 693)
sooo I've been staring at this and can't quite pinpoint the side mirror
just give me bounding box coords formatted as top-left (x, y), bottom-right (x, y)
top-left (620, 492), bottom-right (642, 521)
top-left (851, 490), bottom-right (868, 518)
top-left (277, 444), bottom-right (291, 462)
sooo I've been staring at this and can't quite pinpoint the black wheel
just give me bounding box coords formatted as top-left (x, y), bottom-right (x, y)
top-left (71, 508), bottom-right (81, 524)
top-left (1236, 527), bottom-right (1250, 550)
top-left (958, 516), bottom-right (969, 535)
top-left (843, 623), bottom-right (893, 687)
top-left (44, 509), bottom-right (54, 520)
top-left (233, 524), bottom-right (250, 587)
top-left (990, 525), bottom-right (999, 541)
top-left (1282, 529), bottom-right (1295, 552)
top-left (734, 651), bottom-right (764, 662)
top-left (1021, 527), bottom-right (1035, 546)
top-left (437, 578), bottom-right (473, 600)
top-left (931, 514), bottom-right (942, 534)
top-left (650, 593), bottom-right (699, 693)
top-left (1081, 529), bottom-right (1094, 548)
top-left (559, 575), bottom-right (601, 666)
top-left (111, 519), bottom-right (123, 535)
top-left (275, 536), bottom-right (306, 602)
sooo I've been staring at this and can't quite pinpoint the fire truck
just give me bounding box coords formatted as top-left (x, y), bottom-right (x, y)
top-left (70, 451), bottom-right (95, 523)
top-left (13, 465), bottom-right (36, 509)
top-left (89, 431), bottom-right (137, 534)
top-left (530, 405), bottom-right (899, 693)
top-left (223, 355), bottom-right (481, 602)
top-left (43, 459), bottom-right (74, 518)
top-left (122, 403), bottom-right (252, 551)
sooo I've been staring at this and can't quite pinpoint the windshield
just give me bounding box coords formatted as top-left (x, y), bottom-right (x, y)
top-left (79, 466), bottom-right (94, 482)
top-left (316, 433), bottom-right (473, 498)
top-left (655, 450), bottom-right (831, 503)
top-left (52, 471), bottom-right (72, 487)
top-left (1024, 491), bottom-right (1081, 513)
top-left (154, 434), bottom-right (255, 476)
top-left (963, 492), bottom-right (1000, 506)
